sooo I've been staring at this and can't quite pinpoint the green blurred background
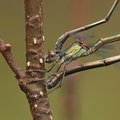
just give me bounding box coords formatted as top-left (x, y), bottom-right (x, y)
top-left (0, 0), bottom-right (120, 120)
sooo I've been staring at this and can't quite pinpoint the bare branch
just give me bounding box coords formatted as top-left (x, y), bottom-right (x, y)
top-left (24, 0), bottom-right (53, 119)
top-left (0, 36), bottom-right (25, 79)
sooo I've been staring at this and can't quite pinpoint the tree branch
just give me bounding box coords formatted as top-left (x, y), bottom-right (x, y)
top-left (0, 0), bottom-right (53, 120)
top-left (0, 36), bottom-right (25, 79)
top-left (24, 0), bottom-right (53, 120)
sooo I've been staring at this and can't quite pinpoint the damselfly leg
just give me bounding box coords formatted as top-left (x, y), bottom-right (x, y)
top-left (46, 62), bottom-right (68, 94)
top-left (27, 58), bottom-right (60, 73)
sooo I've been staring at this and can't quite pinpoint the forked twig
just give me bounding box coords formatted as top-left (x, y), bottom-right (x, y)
top-left (0, 36), bottom-right (25, 79)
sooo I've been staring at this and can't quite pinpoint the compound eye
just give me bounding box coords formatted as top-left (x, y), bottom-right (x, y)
top-left (51, 55), bottom-right (54, 57)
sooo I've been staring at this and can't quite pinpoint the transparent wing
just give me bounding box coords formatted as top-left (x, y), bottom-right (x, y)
top-left (71, 32), bottom-right (95, 43)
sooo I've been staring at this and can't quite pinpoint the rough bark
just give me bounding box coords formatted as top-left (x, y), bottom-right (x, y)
top-left (0, 0), bottom-right (53, 120)
top-left (24, 0), bottom-right (53, 120)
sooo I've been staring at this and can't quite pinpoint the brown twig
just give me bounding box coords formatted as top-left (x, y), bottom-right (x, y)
top-left (0, 35), bottom-right (52, 120)
top-left (0, 36), bottom-right (25, 79)
top-left (24, 0), bottom-right (53, 120)
top-left (0, 0), bottom-right (53, 120)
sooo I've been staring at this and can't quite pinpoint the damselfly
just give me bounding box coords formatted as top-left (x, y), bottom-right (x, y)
top-left (28, 0), bottom-right (120, 93)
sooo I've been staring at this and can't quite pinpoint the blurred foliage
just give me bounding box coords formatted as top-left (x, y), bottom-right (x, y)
top-left (0, 0), bottom-right (120, 120)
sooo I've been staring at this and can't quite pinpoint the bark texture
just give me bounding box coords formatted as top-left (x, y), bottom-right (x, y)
top-left (24, 0), bottom-right (53, 120)
top-left (0, 0), bottom-right (53, 120)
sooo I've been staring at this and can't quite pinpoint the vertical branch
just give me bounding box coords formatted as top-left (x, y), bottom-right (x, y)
top-left (24, 0), bottom-right (53, 120)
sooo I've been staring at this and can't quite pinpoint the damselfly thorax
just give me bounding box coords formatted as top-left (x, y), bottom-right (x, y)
top-left (60, 41), bottom-right (90, 62)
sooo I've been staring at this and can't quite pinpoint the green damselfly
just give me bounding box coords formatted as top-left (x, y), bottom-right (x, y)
top-left (28, 0), bottom-right (120, 93)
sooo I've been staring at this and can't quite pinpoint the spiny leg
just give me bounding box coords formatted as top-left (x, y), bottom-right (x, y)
top-left (26, 60), bottom-right (60, 84)
top-left (27, 59), bottom-right (60, 73)
top-left (47, 62), bottom-right (68, 94)
top-left (49, 61), bottom-right (64, 78)
top-left (55, 0), bottom-right (119, 53)
top-left (27, 61), bottom-right (63, 84)
top-left (27, 77), bottom-right (46, 84)
top-left (27, 72), bottom-right (60, 84)
top-left (27, 71), bottom-right (60, 84)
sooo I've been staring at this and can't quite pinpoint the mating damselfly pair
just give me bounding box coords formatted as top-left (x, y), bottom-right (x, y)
top-left (28, 0), bottom-right (120, 93)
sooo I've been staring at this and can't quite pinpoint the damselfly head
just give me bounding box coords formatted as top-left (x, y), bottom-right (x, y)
top-left (44, 51), bottom-right (56, 63)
